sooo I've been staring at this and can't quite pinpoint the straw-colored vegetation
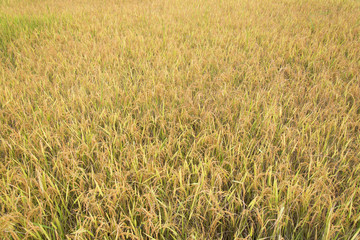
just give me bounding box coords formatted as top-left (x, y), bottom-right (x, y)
top-left (1, 0), bottom-right (360, 239)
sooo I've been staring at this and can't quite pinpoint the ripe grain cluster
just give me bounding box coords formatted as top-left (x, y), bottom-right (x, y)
top-left (1, 0), bottom-right (360, 239)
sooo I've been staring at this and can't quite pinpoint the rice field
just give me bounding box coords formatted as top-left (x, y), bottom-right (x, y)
top-left (1, 0), bottom-right (360, 239)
